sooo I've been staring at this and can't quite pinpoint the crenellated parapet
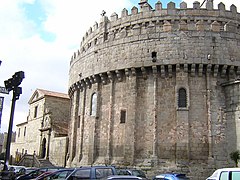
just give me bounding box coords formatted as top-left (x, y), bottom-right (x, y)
top-left (70, 1), bottom-right (240, 64)
top-left (68, 0), bottom-right (240, 96)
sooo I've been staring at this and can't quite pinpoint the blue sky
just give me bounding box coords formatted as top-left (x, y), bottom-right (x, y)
top-left (21, 0), bottom-right (56, 42)
top-left (21, 0), bottom-right (182, 43)
top-left (0, 0), bottom-right (239, 132)
top-left (18, 0), bottom-right (235, 44)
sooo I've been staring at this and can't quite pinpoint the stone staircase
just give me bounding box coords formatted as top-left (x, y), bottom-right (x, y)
top-left (17, 154), bottom-right (55, 168)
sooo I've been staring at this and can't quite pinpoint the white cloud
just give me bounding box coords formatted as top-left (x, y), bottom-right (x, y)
top-left (0, 0), bottom-right (134, 133)
top-left (42, 0), bottom-right (133, 49)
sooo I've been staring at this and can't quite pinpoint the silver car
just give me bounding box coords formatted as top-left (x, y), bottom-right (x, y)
top-left (206, 168), bottom-right (240, 180)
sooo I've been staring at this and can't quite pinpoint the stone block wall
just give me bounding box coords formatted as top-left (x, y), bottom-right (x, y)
top-left (49, 136), bottom-right (68, 167)
top-left (67, 1), bottom-right (240, 179)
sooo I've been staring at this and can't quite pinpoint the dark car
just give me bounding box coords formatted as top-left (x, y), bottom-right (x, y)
top-left (66, 166), bottom-right (117, 180)
top-left (16, 167), bottom-right (64, 180)
top-left (8, 165), bottom-right (26, 177)
top-left (117, 169), bottom-right (147, 178)
top-left (34, 168), bottom-right (75, 180)
top-left (152, 173), bottom-right (189, 180)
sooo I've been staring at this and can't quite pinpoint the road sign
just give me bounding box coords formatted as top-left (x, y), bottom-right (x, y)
top-left (0, 96), bottom-right (4, 125)
top-left (0, 86), bottom-right (9, 94)
top-left (0, 96), bottom-right (3, 109)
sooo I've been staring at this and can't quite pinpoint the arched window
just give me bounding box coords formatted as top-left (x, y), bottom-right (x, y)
top-left (90, 93), bottom-right (97, 116)
top-left (178, 88), bottom-right (187, 108)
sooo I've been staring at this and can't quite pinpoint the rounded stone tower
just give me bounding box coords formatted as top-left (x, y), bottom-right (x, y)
top-left (67, 0), bottom-right (240, 179)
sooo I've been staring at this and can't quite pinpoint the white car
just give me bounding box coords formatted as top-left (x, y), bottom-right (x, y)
top-left (206, 168), bottom-right (240, 180)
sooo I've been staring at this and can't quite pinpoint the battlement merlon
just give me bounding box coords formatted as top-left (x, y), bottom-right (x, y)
top-left (70, 0), bottom-right (240, 63)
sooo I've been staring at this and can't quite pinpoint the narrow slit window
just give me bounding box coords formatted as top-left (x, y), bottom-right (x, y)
top-left (34, 106), bottom-right (38, 118)
top-left (18, 128), bottom-right (20, 137)
top-left (152, 51), bottom-right (157, 62)
top-left (24, 127), bottom-right (26, 136)
top-left (178, 88), bottom-right (187, 108)
top-left (78, 116), bottom-right (80, 128)
top-left (120, 110), bottom-right (126, 123)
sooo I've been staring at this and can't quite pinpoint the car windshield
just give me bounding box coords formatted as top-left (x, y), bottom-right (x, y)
top-left (95, 168), bottom-right (114, 179)
top-left (174, 174), bottom-right (189, 180)
top-left (71, 168), bottom-right (91, 179)
top-left (132, 170), bottom-right (146, 177)
top-left (210, 170), bottom-right (220, 178)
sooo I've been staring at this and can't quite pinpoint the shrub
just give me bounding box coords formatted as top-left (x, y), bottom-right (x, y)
top-left (230, 150), bottom-right (240, 167)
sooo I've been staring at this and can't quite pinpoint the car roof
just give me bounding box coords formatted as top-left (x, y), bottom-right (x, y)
top-left (80, 165), bottom-right (115, 168)
top-left (108, 175), bottom-right (143, 179)
top-left (207, 168), bottom-right (240, 179)
top-left (73, 166), bottom-right (115, 170)
top-left (155, 173), bottom-right (187, 178)
top-left (214, 168), bottom-right (240, 171)
top-left (9, 165), bottom-right (25, 168)
top-left (9, 165), bottom-right (26, 170)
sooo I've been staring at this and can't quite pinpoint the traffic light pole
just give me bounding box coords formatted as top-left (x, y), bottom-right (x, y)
top-left (3, 88), bottom-right (17, 171)
top-left (1, 71), bottom-right (24, 179)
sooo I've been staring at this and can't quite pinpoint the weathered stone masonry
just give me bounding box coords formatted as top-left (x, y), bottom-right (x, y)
top-left (67, 0), bottom-right (240, 179)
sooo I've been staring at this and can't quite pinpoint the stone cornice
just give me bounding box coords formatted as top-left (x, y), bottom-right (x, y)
top-left (68, 63), bottom-right (240, 96)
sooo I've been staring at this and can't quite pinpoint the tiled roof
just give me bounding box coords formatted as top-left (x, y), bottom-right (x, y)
top-left (37, 89), bottom-right (69, 99)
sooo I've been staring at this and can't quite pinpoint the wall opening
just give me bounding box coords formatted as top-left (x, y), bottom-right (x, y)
top-left (120, 110), bottom-right (126, 123)
top-left (178, 88), bottom-right (187, 108)
top-left (152, 51), bottom-right (157, 62)
top-left (90, 93), bottom-right (97, 116)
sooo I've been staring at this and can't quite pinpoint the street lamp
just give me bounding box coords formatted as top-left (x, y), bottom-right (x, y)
top-left (2, 71), bottom-right (24, 174)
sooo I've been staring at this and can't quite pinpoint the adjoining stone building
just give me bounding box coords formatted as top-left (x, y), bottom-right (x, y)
top-left (67, 0), bottom-right (240, 179)
top-left (11, 89), bottom-right (70, 167)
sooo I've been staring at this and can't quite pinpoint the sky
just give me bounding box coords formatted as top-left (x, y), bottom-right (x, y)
top-left (0, 0), bottom-right (239, 133)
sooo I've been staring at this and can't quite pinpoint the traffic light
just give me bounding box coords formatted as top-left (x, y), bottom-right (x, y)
top-left (4, 78), bottom-right (14, 91)
top-left (12, 71), bottom-right (25, 87)
top-left (4, 71), bottom-right (24, 92)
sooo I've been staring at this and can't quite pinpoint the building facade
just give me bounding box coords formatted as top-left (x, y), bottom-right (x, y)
top-left (11, 89), bottom-right (70, 167)
top-left (67, 0), bottom-right (240, 179)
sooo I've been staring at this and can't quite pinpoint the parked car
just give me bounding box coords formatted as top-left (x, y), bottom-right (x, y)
top-left (117, 168), bottom-right (147, 178)
top-left (152, 173), bottom-right (189, 180)
top-left (16, 167), bottom-right (63, 180)
top-left (8, 165), bottom-right (26, 173)
top-left (24, 167), bottom-right (39, 174)
top-left (66, 166), bottom-right (117, 179)
top-left (108, 175), bottom-right (146, 179)
top-left (34, 168), bottom-right (75, 180)
top-left (8, 165), bottom-right (26, 177)
top-left (206, 168), bottom-right (240, 180)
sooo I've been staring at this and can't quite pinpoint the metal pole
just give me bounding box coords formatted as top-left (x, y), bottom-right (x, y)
top-left (3, 89), bottom-right (17, 171)
top-left (1, 71), bottom-right (24, 179)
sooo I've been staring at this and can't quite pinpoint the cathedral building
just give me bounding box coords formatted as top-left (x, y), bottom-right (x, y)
top-left (11, 89), bottom-right (70, 167)
top-left (67, 0), bottom-right (240, 178)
